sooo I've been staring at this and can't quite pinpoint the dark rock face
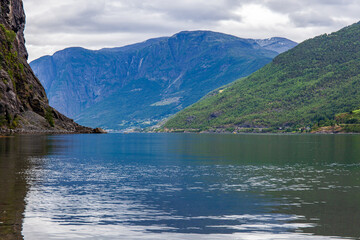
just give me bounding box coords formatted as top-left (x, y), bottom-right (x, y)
top-left (31, 31), bottom-right (297, 130)
top-left (1, 0), bottom-right (27, 59)
top-left (93, 127), bottom-right (107, 134)
top-left (0, 0), bottom-right (93, 134)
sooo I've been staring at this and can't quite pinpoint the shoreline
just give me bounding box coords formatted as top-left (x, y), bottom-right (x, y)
top-left (140, 130), bottom-right (360, 135)
top-left (1, 129), bottom-right (358, 136)
top-left (156, 124), bottom-right (357, 135)
top-left (0, 127), bottom-right (107, 136)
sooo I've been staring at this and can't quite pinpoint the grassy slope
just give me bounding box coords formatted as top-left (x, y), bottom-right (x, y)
top-left (333, 109), bottom-right (360, 132)
top-left (164, 22), bottom-right (360, 132)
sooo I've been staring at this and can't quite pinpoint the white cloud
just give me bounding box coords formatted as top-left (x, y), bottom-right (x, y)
top-left (23, 0), bottom-right (360, 61)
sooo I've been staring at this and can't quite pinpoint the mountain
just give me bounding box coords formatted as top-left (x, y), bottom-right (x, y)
top-left (163, 22), bottom-right (360, 133)
top-left (30, 31), bottom-right (296, 130)
top-left (0, 0), bottom-right (93, 134)
top-left (252, 37), bottom-right (298, 54)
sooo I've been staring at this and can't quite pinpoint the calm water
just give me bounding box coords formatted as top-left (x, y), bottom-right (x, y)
top-left (1, 134), bottom-right (360, 240)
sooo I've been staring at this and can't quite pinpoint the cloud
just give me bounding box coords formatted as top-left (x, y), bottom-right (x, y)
top-left (23, 0), bottom-right (360, 61)
top-left (290, 11), bottom-right (335, 28)
top-left (260, 0), bottom-right (358, 27)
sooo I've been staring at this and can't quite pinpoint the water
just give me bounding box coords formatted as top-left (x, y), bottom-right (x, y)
top-left (1, 133), bottom-right (360, 239)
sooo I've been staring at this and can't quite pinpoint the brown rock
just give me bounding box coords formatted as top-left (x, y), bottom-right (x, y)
top-left (93, 128), bottom-right (107, 134)
top-left (0, 0), bottom-right (94, 134)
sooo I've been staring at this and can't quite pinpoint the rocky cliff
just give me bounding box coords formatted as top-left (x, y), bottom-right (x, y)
top-left (0, 0), bottom-right (93, 134)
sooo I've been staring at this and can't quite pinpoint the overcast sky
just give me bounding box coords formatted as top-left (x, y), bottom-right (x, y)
top-left (23, 0), bottom-right (360, 61)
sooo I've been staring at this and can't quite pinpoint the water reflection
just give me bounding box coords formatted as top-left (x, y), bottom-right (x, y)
top-left (169, 134), bottom-right (360, 165)
top-left (1, 134), bottom-right (360, 239)
top-left (269, 164), bottom-right (360, 238)
top-left (0, 136), bottom-right (54, 240)
top-left (18, 134), bottom-right (360, 239)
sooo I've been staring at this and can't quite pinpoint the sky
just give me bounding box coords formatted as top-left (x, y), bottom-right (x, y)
top-left (23, 0), bottom-right (360, 62)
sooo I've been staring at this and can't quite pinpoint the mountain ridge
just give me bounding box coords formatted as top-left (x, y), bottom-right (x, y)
top-left (30, 31), bottom-right (296, 130)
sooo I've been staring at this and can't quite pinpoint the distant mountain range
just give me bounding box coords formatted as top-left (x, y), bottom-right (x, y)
top-left (163, 23), bottom-right (360, 133)
top-left (30, 31), bottom-right (296, 130)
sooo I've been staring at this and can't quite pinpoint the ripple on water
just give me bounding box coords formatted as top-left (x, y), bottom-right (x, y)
top-left (22, 156), bottom-right (360, 240)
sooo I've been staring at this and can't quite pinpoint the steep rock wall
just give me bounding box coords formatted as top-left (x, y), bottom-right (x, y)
top-left (0, 0), bottom-right (93, 134)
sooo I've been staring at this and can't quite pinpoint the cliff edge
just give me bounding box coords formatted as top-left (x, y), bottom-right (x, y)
top-left (0, 0), bottom-right (94, 134)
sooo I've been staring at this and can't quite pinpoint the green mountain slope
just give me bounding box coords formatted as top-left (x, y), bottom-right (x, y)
top-left (163, 22), bottom-right (360, 132)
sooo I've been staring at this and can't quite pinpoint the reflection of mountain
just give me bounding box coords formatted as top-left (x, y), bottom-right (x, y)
top-left (0, 136), bottom-right (53, 240)
top-left (3, 134), bottom-right (360, 239)
top-left (164, 134), bottom-right (360, 238)
top-left (166, 134), bottom-right (360, 165)
top-left (268, 176), bottom-right (360, 239)
top-left (19, 134), bottom-right (360, 239)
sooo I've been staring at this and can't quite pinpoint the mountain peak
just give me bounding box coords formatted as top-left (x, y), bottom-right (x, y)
top-left (252, 37), bottom-right (298, 53)
top-left (172, 30), bottom-right (248, 43)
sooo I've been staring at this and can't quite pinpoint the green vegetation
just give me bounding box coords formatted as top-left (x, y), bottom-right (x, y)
top-left (45, 108), bottom-right (55, 127)
top-left (0, 113), bottom-right (20, 129)
top-left (0, 24), bottom-right (24, 88)
top-left (0, 24), bottom-right (27, 131)
top-left (336, 109), bottom-right (360, 124)
top-left (0, 115), bottom-right (6, 126)
top-left (164, 22), bottom-right (360, 132)
top-left (333, 110), bottom-right (360, 132)
top-left (0, 24), bottom-right (16, 45)
top-left (9, 115), bottom-right (19, 129)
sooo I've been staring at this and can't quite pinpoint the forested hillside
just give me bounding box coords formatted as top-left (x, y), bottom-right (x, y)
top-left (164, 22), bottom-right (360, 133)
